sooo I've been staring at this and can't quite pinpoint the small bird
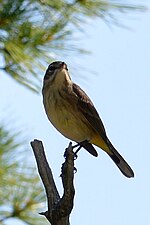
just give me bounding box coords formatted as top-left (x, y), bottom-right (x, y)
top-left (42, 61), bottom-right (134, 178)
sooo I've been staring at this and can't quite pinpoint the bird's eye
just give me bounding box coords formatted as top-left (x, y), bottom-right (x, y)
top-left (48, 65), bottom-right (55, 72)
top-left (44, 65), bottom-right (56, 80)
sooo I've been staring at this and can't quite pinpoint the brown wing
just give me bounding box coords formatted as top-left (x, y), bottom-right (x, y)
top-left (72, 83), bottom-right (108, 143)
top-left (72, 84), bottom-right (134, 177)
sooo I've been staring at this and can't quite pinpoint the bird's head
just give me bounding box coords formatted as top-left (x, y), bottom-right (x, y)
top-left (43, 61), bottom-right (71, 87)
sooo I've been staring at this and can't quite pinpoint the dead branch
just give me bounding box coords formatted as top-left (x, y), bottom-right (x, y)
top-left (30, 139), bottom-right (75, 225)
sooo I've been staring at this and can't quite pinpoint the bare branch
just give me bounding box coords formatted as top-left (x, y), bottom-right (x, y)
top-left (30, 140), bottom-right (75, 225)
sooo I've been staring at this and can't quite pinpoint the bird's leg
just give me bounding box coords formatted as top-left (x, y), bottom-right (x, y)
top-left (74, 145), bottom-right (82, 156)
top-left (72, 144), bottom-right (81, 159)
top-left (73, 140), bottom-right (87, 159)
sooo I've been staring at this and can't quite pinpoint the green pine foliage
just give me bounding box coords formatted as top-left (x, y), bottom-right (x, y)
top-left (0, 0), bottom-right (145, 92)
top-left (0, 125), bottom-right (48, 224)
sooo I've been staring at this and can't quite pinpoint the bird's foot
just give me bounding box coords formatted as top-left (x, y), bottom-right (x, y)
top-left (72, 140), bottom-right (87, 159)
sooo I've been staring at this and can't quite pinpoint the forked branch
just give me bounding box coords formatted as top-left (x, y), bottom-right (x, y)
top-left (30, 139), bottom-right (75, 225)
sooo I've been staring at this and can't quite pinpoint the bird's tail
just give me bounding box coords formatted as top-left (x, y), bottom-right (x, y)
top-left (107, 140), bottom-right (134, 178)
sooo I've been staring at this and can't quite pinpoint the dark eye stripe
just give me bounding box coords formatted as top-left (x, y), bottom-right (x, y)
top-left (44, 67), bottom-right (55, 80)
top-left (48, 65), bottom-right (55, 71)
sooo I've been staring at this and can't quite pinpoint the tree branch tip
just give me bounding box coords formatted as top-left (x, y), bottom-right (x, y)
top-left (64, 142), bottom-right (75, 159)
top-left (31, 139), bottom-right (42, 144)
top-left (69, 142), bottom-right (72, 147)
top-left (30, 139), bottom-right (43, 148)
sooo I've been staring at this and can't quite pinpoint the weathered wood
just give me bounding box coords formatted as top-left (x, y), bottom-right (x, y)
top-left (30, 140), bottom-right (75, 225)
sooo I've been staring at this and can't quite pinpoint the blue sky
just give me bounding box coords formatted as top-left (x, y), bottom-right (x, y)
top-left (0, 2), bottom-right (150, 225)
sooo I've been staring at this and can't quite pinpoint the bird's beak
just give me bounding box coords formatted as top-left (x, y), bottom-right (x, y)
top-left (60, 62), bottom-right (68, 71)
top-left (62, 62), bottom-right (66, 68)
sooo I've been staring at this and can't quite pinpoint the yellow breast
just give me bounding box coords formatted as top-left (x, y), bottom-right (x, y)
top-left (43, 88), bottom-right (93, 143)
